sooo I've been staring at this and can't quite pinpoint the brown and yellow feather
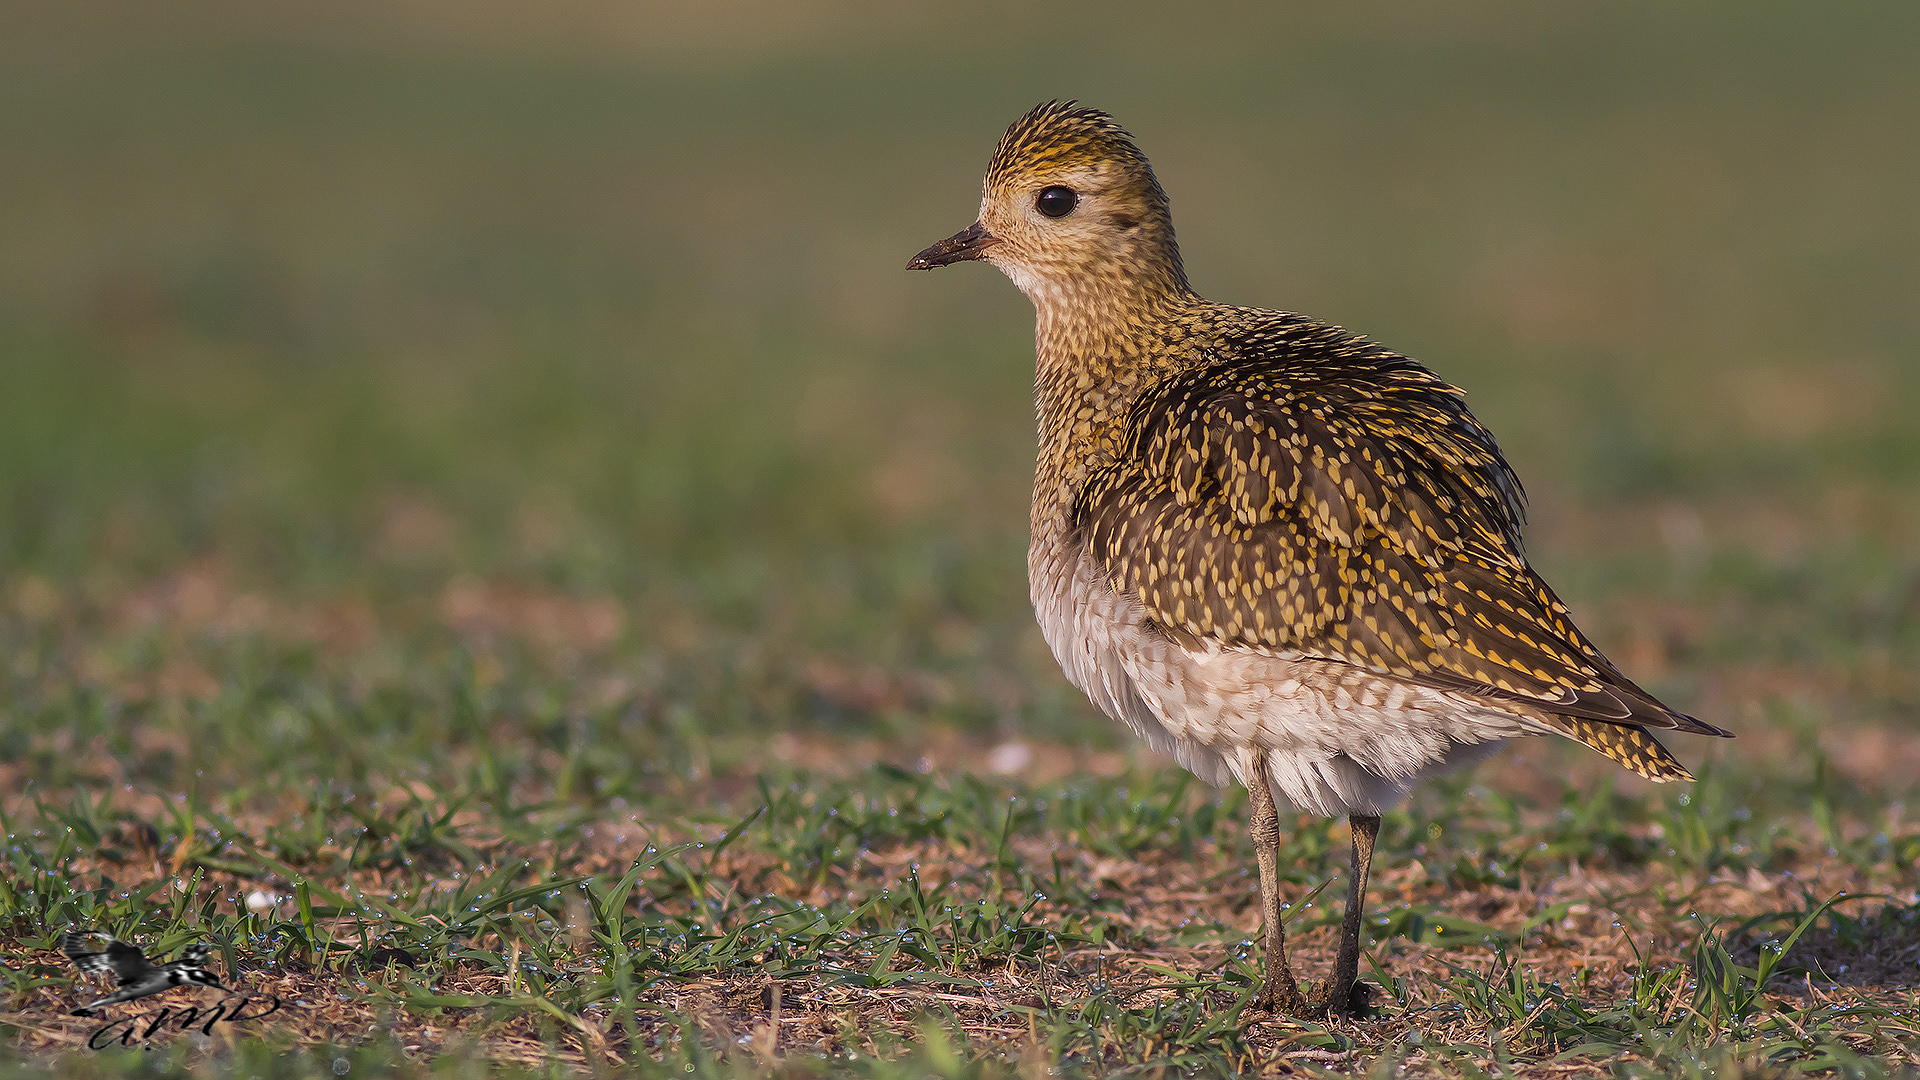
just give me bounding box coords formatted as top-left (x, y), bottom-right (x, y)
top-left (969, 103), bottom-right (1730, 782)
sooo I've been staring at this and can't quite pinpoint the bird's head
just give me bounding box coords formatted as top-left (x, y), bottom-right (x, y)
top-left (908, 102), bottom-right (1189, 313)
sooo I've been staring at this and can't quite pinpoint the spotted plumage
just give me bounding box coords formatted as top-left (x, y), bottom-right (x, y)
top-left (61, 929), bottom-right (224, 1016)
top-left (909, 100), bottom-right (1730, 1020)
top-left (1074, 322), bottom-right (1723, 775)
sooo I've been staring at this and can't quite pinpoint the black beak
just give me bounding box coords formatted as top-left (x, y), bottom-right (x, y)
top-left (906, 221), bottom-right (1000, 270)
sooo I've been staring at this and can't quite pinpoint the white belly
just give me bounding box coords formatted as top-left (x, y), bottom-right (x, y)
top-left (1029, 537), bottom-right (1541, 818)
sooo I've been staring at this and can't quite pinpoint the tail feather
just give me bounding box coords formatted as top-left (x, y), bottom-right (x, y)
top-left (1549, 717), bottom-right (1695, 782)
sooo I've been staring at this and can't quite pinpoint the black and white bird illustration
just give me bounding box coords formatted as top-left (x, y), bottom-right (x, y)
top-left (60, 929), bottom-right (225, 1016)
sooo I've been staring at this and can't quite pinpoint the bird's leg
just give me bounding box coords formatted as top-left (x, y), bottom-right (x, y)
top-left (1247, 749), bottom-right (1307, 1016)
top-left (1311, 813), bottom-right (1382, 1019)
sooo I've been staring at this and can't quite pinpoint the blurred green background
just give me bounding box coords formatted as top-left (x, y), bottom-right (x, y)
top-left (2, 0), bottom-right (1917, 795)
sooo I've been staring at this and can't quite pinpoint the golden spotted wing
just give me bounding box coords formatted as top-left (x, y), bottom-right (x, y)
top-left (1073, 315), bottom-right (1728, 773)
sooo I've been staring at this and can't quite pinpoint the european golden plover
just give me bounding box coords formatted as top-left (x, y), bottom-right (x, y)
top-left (908, 102), bottom-right (1730, 1019)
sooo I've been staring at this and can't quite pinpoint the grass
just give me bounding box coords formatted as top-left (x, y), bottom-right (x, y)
top-left (3, 762), bottom-right (1917, 1076)
top-left (2, 0), bottom-right (1919, 1076)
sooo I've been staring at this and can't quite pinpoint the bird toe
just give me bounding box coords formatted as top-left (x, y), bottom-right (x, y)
top-left (1301, 977), bottom-right (1374, 1021)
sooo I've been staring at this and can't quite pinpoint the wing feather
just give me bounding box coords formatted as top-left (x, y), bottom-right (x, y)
top-left (1074, 315), bottom-right (1729, 748)
top-left (60, 930), bottom-right (156, 985)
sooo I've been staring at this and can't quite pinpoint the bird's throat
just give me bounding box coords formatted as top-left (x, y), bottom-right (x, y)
top-left (1029, 281), bottom-right (1201, 536)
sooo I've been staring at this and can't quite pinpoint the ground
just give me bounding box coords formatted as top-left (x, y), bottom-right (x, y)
top-left (2, 726), bottom-right (1919, 1077)
top-left (2, 2), bottom-right (1919, 1077)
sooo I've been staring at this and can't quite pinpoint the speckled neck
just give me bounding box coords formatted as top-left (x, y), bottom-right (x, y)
top-left (1029, 266), bottom-right (1203, 538)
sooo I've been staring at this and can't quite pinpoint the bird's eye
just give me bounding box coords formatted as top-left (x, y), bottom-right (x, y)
top-left (1035, 186), bottom-right (1078, 218)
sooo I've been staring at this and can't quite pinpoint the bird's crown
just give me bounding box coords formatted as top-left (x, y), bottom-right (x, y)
top-left (984, 101), bottom-right (1150, 190)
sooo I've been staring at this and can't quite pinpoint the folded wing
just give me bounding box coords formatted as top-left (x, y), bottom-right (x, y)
top-left (1073, 317), bottom-right (1727, 777)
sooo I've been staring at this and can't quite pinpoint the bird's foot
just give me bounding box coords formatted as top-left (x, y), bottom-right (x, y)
top-left (1301, 976), bottom-right (1374, 1021)
top-left (1251, 979), bottom-right (1309, 1018)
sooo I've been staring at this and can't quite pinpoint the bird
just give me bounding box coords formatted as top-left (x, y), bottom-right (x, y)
top-left (907, 101), bottom-right (1730, 1020)
top-left (60, 929), bottom-right (225, 1016)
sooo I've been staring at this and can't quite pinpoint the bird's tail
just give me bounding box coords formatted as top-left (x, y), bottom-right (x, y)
top-left (1549, 717), bottom-right (1694, 782)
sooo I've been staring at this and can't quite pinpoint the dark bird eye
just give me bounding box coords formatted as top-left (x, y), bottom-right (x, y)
top-left (1035, 186), bottom-right (1078, 218)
